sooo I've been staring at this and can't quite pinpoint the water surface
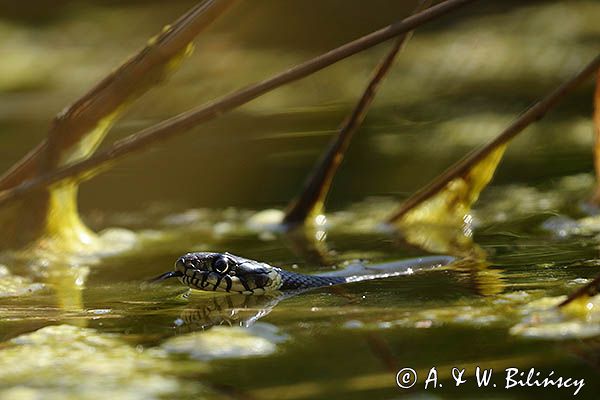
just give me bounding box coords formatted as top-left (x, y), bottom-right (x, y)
top-left (1, 1), bottom-right (600, 399)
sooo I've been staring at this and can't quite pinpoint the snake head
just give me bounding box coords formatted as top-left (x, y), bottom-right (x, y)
top-left (174, 252), bottom-right (282, 294)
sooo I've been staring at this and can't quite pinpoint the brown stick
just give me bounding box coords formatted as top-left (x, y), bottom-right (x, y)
top-left (591, 70), bottom-right (600, 204)
top-left (387, 54), bottom-right (600, 224)
top-left (0, 0), bottom-right (476, 208)
top-left (0, 0), bottom-right (237, 190)
top-left (558, 273), bottom-right (600, 308)
top-left (282, 0), bottom-right (431, 226)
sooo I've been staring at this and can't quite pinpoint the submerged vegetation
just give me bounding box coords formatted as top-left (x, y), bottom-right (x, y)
top-left (1, 0), bottom-right (600, 398)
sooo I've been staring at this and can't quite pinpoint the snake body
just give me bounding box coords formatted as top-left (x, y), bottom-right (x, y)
top-left (153, 252), bottom-right (454, 295)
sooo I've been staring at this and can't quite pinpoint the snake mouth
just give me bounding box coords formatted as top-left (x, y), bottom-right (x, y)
top-left (172, 255), bottom-right (237, 292)
top-left (150, 268), bottom-right (241, 292)
top-left (180, 269), bottom-right (233, 292)
top-left (178, 268), bottom-right (274, 294)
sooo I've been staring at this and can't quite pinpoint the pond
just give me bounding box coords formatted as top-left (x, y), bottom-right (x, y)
top-left (1, 1), bottom-right (600, 399)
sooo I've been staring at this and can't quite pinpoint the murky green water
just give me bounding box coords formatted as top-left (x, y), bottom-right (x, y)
top-left (1, 1), bottom-right (600, 399)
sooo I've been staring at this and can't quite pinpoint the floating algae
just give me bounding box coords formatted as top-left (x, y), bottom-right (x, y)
top-left (0, 324), bottom-right (208, 400)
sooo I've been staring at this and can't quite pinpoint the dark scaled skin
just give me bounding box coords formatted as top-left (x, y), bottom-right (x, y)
top-left (278, 270), bottom-right (345, 290)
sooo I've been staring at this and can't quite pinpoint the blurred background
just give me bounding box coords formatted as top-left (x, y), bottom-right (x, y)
top-left (1, 3), bottom-right (600, 399)
top-left (0, 0), bottom-right (598, 217)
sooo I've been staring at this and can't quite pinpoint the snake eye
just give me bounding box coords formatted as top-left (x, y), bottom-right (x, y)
top-left (213, 256), bottom-right (229, 274)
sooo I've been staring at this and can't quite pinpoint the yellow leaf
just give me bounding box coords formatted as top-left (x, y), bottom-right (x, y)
top-left (395, 144), bottom-right (507, 256)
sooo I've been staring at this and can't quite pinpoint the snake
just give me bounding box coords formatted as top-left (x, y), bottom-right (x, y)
top-left (152, 252), bottom-right (455, 295)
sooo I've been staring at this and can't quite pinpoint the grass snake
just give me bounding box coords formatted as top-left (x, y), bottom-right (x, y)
top-left (152, 252), bottom-right (455, 295)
